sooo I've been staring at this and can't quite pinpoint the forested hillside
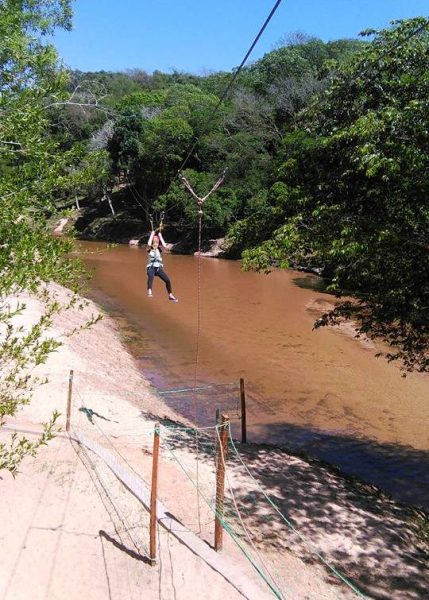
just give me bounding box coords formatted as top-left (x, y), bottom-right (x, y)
top-left (52, 18), bottom-right (428, 372)
top-left (56, 33), bottom-right (367, 242)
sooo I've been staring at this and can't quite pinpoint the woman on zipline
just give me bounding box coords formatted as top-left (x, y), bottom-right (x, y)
top-left (146, 230), bottom-right (178, 302)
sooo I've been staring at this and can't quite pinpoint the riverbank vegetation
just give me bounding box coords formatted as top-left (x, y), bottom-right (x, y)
top-left (59, 16), bottom-right (428, 373)
top-left (0, 0), bottom-right (104, 471)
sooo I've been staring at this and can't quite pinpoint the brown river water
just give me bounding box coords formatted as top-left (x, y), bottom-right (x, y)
top-left (80, 241), bottom-right (429, 510)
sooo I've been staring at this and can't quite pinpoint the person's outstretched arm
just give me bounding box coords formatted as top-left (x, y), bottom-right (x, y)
top-left (148, 230), bottom-right (155, 246)
top-left (158, 231), bottom-right (168, 249)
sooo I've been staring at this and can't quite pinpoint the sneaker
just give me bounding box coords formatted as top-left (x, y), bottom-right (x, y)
top-left (147, 290), bottom-right (153, 298)
top-left (169, 294), bottom-right (178, 303)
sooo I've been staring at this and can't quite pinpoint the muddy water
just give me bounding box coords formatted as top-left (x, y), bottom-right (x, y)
top-left (80, 242), bottom-right (429, 510)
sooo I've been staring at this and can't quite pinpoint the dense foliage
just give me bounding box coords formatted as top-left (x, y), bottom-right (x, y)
top-left (241, 18), bottom-right (429, 372)
top-left (56, 17), bottom-right (429, 372)
top-left (0, 0), bottom-right (104, 473)
top-left (1, 5), bottom-right (427, 475)
top-left (65, 33), bottom-right (365, 237)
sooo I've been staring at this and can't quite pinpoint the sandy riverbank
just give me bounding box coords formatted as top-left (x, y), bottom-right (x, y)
top-left (0, 283), bottom-right (428, 600)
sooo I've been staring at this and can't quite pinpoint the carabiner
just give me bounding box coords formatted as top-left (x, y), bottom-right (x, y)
top-left (159, 211), bottom-right (165, 231)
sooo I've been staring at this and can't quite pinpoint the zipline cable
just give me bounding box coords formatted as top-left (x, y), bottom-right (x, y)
top-left (115, 0), bottom-right (284, 223)
top-left (177, 0), bottom-right (284, 176)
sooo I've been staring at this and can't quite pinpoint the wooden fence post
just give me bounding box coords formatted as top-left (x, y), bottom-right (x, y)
top-left (149, 423), bottom-right (160, 566)
top-left (66, 369), bottom-right (74, 433)
top-left (240, 378), bottom-right (247, 443)
top-left (215, 414), bottom-right (229, 552)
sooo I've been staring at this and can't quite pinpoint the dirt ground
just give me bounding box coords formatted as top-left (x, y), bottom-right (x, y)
top-left (0, 284), bottom-right (427, 600)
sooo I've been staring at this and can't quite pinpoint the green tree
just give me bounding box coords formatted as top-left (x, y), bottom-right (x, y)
top-left (243, 18), bottom-right (429, 372)
top-left (0, 0), bottom-right (102, 474)
top-left (109, 84), bottom-right (224, 199)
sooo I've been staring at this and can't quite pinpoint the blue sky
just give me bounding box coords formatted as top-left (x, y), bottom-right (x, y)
top-left (53, 1), bottom-right (428, 74)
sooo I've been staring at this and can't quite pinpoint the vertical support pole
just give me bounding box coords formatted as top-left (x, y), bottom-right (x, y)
top-left (215, 414), bottom-right (229, 552)
top-left (149, 422), bottom-right (160, 566)
top-left (240, 378), bottom-right (247, 444)
top-left (66, 369), bottom-right (74, 433)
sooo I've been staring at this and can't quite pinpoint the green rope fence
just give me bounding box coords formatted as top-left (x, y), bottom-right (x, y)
top-left (228, 428), bottom-right (367, 599)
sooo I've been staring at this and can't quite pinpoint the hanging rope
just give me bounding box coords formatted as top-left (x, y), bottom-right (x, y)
top-left (177, 169), bottom-right (227, 532)
top-left (179, 169), bottom-right (227, 208)
top-left (194, 205), bottom-right (204, 532)
top-left (178, 169), bottom-right (227, 399)
top-left (148, 211), bottom-right (165, 233)
top-left (194, 210), bottom-right (203, 394)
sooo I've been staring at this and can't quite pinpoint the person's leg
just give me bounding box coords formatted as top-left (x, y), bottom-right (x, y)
top-left (156, 268), bottom-right (178, 301)
top-left (147, 267), bottom-right (155, 296)
top-left (156, 267), bottom-right (172, 293)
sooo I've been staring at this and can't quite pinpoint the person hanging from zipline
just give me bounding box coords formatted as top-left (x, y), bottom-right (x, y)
top-left (145, 169), bottom-right (226, 302)
top-left (146, 229), bottom-right (178, 302)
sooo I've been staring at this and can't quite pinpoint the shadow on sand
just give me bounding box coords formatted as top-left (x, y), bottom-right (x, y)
top-left (156, 386), bottom-right (429, 513)
top-left (250, 421), bottom-right (429, 513)
top-left (145, 412), bottom-right (429, 600)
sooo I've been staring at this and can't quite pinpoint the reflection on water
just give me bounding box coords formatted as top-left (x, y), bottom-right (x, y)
top-left (80, 241), bottom-right (429, 511)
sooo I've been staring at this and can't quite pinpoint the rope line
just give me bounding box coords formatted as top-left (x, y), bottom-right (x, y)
top-left (193, 210), bottom-right (204, 530)
top-left (73, 431), bottom-right (149, 559)
top-left (161, 438), bottom-right (286, 599)
top-left (72, 395), bottom-right (151, 574)
top-left (194, 211), bottom-right (203, 396)
top-left (72, 414), bottom-right (282, 597)
top-left (228, 430), bottom-right (368, 598)
top-left (75, 390), bottom-right (282, 596)
top-left (215, 424), bottom-right (287, 599)
top-left (72, 381), bottom-right (368, 597)
top-left (75, 389), bottom-right (145, 480)
top-left (158, 382), bottom-right (236, 394)
top-left (70, 386), bottom-right (366, 598)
